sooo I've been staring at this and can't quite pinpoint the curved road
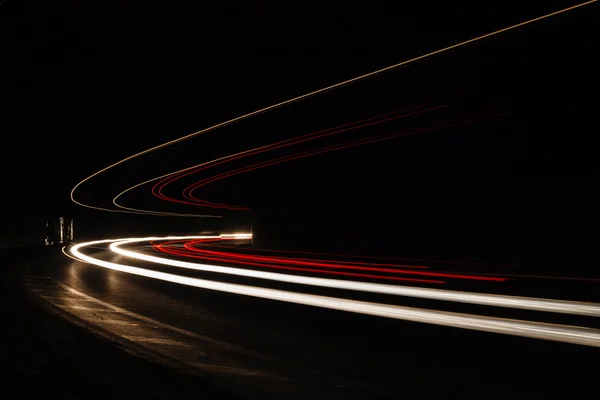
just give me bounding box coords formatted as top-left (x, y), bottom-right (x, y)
top-left (21, 238), bottom-right (600, 399)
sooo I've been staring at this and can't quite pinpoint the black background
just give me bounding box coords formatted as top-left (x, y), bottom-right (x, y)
top-left (1, 1), bottom-right (598, 265)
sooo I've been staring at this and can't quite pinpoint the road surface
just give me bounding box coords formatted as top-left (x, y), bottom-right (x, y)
top-left (22, 236), bottom-right (600, 399)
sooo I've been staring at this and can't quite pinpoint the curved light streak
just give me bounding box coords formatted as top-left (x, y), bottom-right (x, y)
top-left (116, 105), bottom-right (450, 214)
top-left (106, 236), bottom-right (600, 317)
top-left (183, 113), bottom-right (504, 209)
top-left (71, 1), bottom-right (596, 214)
top-left (69, 237), bottom-right (600, 347)
top-left (155, 105), bottom-right (436, 207)
top-left (155, 239), bottom-right (504, 282)
top-left (190, 241), bottom-right (520, 267)
top-left (115, 111), bottom-right (503, 215)
top-left (192, 240), bottom-right (520, 267)
top-left (153, 240), bottom-right (446, 284)
top-left (111, 106), bottom-right (442, 215)
top-left (172, 238), bottom-right (432, 269)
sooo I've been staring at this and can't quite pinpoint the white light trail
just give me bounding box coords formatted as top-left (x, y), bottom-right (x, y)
top-left (219, 233), bottom-right (253, 239)
top-left (70, 1), bottom-right (597, 215)
top-left (69, 238), bottom-right (600, 347)
top-left (109, 236), bottom-right (600, 317)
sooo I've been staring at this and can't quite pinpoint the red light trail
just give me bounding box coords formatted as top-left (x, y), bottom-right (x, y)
top-left (151, 238), bottom-right (508, 282)
top-left (147, 110), bottom-right (506, 211)
top-left (196, 241), bottom-right (519, 267)
top-left (72, 1), bottom-right (597, 216)
top-left (184, 112), bottom-right (506, 209)
top-left (152, 104), bottom-right (437, 203)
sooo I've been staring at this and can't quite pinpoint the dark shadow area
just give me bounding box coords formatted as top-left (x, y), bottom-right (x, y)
top-left (0, 247), bottom-right (233, 399)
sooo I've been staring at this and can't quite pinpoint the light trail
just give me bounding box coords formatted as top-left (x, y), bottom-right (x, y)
top-left (192, 241), bottom-right (520, 267)
top-left (104, 236), bottom-right (600, 317)
top-left (182, 113), bottom-right (505, 209)
top-left (153, 104), bottom-right (440, 208)
top-left (180, 238), bottom-right (432, 269)
top-left (123, 105), bottom-right (469, 213)
top-left (114, 109), bottom-right (496, 214)
top-left (153, 240), bottom-right (446, 284)
top-left (422, 270), bottom-right (600, 283)
top-left (154, 239), bottom-right (506, 282)
top-left (71, 1), bottom-right (596, 215)
top-left (69, 237), bottom-right (600, 347)
top-left (121, 111), bottom-right (503, 214)
top-left (164, 240), bottom-right (600, 283)
top-left (157, 249), bottom-right (446, 284)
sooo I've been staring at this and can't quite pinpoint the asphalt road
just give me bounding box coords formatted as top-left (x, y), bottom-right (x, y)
top-left (22, 244), bottom-right (600, 400)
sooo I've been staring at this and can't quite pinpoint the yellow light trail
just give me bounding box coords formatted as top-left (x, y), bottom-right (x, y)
top-left (70, 1), bottom-right (597, 215)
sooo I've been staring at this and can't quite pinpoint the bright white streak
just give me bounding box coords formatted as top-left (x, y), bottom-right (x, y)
top-left (219, 233), bottom-right (253, 239)
top-left (70, 238), bottom-right (600, 347)
top-left (110, 236), bottom-right (600, 317)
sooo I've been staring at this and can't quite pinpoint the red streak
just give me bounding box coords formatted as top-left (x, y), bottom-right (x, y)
top-left (184, 112), bottom-right (507, 209)
top-left (184, 240), bottom-right (428, 269)
top-left (150, 239), bottom-right (506, 282)
top-left (152, 104), bottom-right (438, 208)
top-left (152, 241), bottom-right (445, 284)
top-left (201, 242), bottom-right (519, 267)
